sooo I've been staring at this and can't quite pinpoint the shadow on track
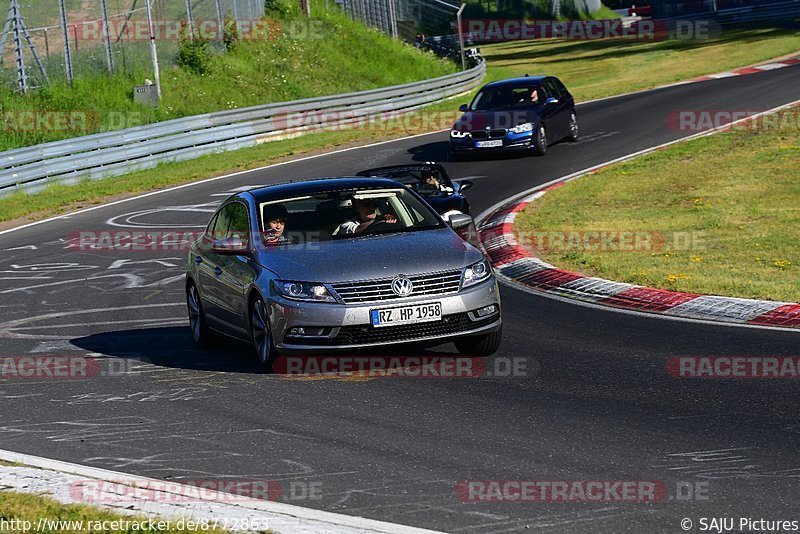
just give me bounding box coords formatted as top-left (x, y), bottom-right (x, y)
top-left (70, 327), bottom-right (265, 373)
top-left (70, 327), bottom-right (466, 376)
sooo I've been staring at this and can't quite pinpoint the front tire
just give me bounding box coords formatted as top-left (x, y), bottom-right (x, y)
top-left (250, 295), bottom-right (276, 370)
top-left (531, 124), bottom-right (547, 156)
top-left (566, 112), bottom-right (579, 142)
top-left (187, 282), bottom-right (213, 349)
top-left (454, 326), bottom-right (502, 357)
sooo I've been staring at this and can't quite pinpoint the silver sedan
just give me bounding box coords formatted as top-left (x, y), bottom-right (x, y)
top-left (185, 177), bottom-right (501, 368)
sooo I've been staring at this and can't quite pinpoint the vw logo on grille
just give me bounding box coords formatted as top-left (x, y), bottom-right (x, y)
top-left (391, 276), bottom-right (414, 297)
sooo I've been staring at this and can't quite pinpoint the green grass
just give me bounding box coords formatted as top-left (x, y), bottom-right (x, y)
top-left (0, 491), bottom-right (234, 533)
top-left (480, 28), bottom-right (800, 101)
top-left (0, 1), bottom-right (457, 150)
top-left (513, 106), bottom-right (800, 302)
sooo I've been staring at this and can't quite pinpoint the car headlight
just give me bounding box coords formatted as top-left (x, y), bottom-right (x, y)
top-left (509, 122), bottom-right (533, 134)
top-left (450, 130), bottom-right (470, 138)
top-left (462, 260), bottom-right (492, 289)
top-left (275, 281), bottom-right (336, 302)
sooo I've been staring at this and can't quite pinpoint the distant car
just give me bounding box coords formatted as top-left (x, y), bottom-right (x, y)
top-left (185, 178), bottom-right (502, 369)
top-left (355, 163), bottom-right (472, 218)
top-left (449, 75), bottom-right (578, 157)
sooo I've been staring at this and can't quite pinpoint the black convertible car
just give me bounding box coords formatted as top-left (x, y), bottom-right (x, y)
top-left (356, 163), bottom-right (473, 218)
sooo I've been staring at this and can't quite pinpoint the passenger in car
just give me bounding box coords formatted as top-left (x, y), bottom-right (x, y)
top-left (334, 198), bottom-right (397, 235)
top-left (263, 204), bottom-right (288, 243)
top-left (421, 170), bottom-right (453, 194)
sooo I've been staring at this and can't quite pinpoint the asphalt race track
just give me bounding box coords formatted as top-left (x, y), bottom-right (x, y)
top-left (1, 65), bottom-right (799, 533)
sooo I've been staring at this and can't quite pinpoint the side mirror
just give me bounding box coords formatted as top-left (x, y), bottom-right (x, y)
top-left (546, 97), bottom-right (559, 105)
top-left (456, 180), bottom-right (474, 192)
top-left (458, 104), bottom-right (469, 112)
top-left (211, 236), bottom-right (248, 255)
top-left (447, 213), bottom-right (474, 230)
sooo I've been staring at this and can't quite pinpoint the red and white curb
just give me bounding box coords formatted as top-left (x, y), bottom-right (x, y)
top-left (477, 99), bottom-right (800, 331)
top-left (579, 55), bottom-right (800, 105)
top-left (691, 58), bottom-right (800, 82)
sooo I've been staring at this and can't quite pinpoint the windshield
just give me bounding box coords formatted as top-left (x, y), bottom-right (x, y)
top-left (470, 85), bottom-right (543, 110)
top-left (258, 188), bottom-right (445, 244)
top-left (360, 167), bottom-right (454, 197)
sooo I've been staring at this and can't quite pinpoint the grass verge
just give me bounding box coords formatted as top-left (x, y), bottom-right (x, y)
top-left (513, 105), bottom-right (800, 302)
top-left (480, 28), bottom-right (800, 101)
top-left (0, 491), bottom-right (234, 533)
top-left (0, 1), bottom-right (456, 150)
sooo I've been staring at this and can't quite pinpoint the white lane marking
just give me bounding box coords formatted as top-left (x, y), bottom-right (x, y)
top-left (4, 245), bottom-right (37, 250)
top-left (107, 258), bottom-right (181, 270)
top-left (1, 263), bottom-right (98, 273)
top-left (105, 203), bottom-right (219, 228)
top-left (50, 388), bottom-right (208, 405)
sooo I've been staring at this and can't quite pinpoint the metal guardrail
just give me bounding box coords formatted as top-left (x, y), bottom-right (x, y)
top-left (0, 59), bottom-right (486, 195)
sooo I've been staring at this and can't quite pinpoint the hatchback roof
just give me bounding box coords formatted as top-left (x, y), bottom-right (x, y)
top-left (481, 76), bottom-right (549, 89)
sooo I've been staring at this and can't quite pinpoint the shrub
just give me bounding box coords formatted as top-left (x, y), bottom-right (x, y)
top-left (223, 17), bottom-right (240, 52)
top-left (177, 22), bottom-right (213, 75)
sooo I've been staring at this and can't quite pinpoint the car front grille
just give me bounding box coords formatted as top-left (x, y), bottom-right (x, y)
top-left (331, 270), bottom-right (463, 304)
top-left (295, 313), bottom-right (497, 346)
top-left (470, 129), bottom-right (507, 140)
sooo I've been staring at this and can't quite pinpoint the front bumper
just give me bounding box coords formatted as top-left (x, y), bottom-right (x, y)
top-left (269, 278), bottom-right (501, 351)
top-left (450, 134), bottom-right (534, 153)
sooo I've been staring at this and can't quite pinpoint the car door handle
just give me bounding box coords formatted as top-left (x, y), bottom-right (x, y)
top-left (195, 256), bottom-right (203, 264)
top-left (214, 266), bottom-right (223, 276)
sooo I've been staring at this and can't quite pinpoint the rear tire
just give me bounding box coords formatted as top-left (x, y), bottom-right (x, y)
top-left (187, 282), bottom-right (213, 349)
top-left (454, 326), bottom-right (502, 357)
top-left (531, 124), bottom-right (547, 156)
top-left (250, 295), bottom-right (276, 371)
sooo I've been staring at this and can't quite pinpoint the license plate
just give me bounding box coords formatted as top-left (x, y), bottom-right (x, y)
top-left (476, 139), bottom-right (503, 148)
top-left (371, 302), bottom-right (442, 328)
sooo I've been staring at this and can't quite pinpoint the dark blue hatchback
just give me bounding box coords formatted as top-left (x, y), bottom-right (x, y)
top-left (449, 75), bottom-right (578, 157)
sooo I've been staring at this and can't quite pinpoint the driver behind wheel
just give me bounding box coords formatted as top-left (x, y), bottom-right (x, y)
top-left (334, 197), bottom-right (397, 235)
